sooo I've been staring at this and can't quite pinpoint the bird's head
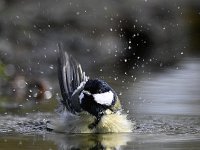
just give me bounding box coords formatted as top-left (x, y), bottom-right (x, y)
top-left (79, 79), bottom-right (119, 122)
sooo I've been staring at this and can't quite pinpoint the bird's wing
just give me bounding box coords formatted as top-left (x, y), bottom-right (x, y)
top-left (57, 44), bottom-right (88, 113)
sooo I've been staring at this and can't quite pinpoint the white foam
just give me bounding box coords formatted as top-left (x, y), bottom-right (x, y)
top-left (93, 91), bottom-right (114, 106)
top-left (46, 111), bottom-right (134, 133)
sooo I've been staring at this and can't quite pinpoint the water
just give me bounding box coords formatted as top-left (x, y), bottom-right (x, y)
top-left (1, 133), bottom-right (200, 150)
top-left (0, 58), bottom-right (200, 149)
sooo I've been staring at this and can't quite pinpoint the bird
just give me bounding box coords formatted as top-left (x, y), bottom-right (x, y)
top-left (46, 44), bottom-right (133, 133)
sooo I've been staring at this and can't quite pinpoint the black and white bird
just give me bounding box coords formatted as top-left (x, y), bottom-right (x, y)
top-left (47, 45), bottom-right (133, 133)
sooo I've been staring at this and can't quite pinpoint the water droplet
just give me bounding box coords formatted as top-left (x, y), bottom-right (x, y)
top-left (44, 91), bottom-right (52, 99)
top-left (33, 93), bottom-right (38, 97)
top-left (19, 141), bottom-right (22, 145)
top-left (49, 65), bottom-right (54, 69)
top-left (141, 64), bottom-right (145, 68)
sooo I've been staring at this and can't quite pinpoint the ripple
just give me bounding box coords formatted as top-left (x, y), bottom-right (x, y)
top-left (1, 113), bottom-right (200, 136)
top-left (0, 113), bottom-right (54, 134)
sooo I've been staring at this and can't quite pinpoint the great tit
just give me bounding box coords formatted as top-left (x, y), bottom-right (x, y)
top-left (46, 44), bottom-right (133, 133)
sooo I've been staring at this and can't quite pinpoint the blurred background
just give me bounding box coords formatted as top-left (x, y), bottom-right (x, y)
top-left (1, 0), bottom-right (200, 149)
top-left (0, 0), bottom-right (200, 116)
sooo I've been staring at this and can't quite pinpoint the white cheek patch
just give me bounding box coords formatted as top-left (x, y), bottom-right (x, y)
top-left (93, 91), bottom-right (114, 106)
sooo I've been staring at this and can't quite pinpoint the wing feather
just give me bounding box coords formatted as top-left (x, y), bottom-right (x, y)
top-left (57, 43), bottom-right (88, 113)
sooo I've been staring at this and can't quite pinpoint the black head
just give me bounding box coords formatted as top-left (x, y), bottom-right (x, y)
top-left (79, 79), bottom-right (116, 119)
top-left (84, 79), bottom-right (112, 94)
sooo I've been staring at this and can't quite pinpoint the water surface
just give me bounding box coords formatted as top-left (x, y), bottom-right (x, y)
top-left (0, 58), bottom-right (200, 149)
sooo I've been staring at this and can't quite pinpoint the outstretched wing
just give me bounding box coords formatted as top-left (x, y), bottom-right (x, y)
top-left (57, 44), bottom-right (88, 113)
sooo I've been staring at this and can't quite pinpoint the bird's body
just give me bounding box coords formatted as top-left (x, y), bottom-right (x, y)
top-left (47, 109), bottom-right (133, 133)
top-left (46, 45), bottom-right (134, 133)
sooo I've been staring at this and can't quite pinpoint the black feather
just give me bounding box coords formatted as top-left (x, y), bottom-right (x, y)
top-left (57, 43), bottom-right (88, 113)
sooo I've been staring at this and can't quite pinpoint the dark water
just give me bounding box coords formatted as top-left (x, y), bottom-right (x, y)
top-left (1, 132), bottom-right (200, 150)
top-left (0, 58), bottom-right (200, 149)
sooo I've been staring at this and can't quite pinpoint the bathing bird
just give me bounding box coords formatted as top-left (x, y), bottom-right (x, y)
top-left (46, 44), bottom-right (133, 133)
